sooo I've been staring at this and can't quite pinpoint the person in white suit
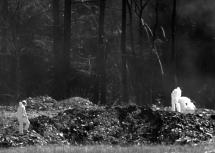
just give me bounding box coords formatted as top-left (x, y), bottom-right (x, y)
top-left (171, 87), bottom-right (196, 114)
top-left (171, 87), bottom-right (182, 112)
top-left (16, 100), bottom-right (30, 134)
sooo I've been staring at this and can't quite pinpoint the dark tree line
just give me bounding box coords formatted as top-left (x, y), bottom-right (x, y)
top-left (0, 0), bottom-right (215, 108)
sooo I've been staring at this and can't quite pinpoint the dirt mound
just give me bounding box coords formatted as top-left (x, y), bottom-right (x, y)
top-left (158, 110), bottom-right (215, 144)
top-left (25, 96), bottom-right (57, 110)
top-left (0, 127), bottom-right (47, 147)
top-left (55, 97), bottom-right (97, 109)
top-left (1, 96), bottom-right (215, 147)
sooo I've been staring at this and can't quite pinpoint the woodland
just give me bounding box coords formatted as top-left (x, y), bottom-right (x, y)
top-left (0, 0), bottom-right (215, 108)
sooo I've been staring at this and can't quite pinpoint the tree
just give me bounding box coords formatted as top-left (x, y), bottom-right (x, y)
top-left (121, 0), bottom-right (129, 103)
top-left (127, 0), bottom-right (135, 54)
top-left (63, 0), bottom-right (72, 98)
top-left (0, 0), bottom-right (12, 103)
top-left (171, 0), bottom-right (177, 87)
top-left (127, 0), bottom-right (152, 105)
top-left (97, 0), bottom-right (107, 104)
top-left (152, 0), bottom-right (158, 43)
top-left (133, 0), bottom-right (151, 55)
top-left (52, 0), bottom-right (62, 99)
top-left (0, 0), bottom-right (8, 53)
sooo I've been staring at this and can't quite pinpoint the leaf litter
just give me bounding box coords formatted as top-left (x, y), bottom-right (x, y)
top-left (1, 96), bottom-right (215, 147)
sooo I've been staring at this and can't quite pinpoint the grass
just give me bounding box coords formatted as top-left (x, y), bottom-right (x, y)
top-left (1, 107), bottom-right (215, 153)
top-left (0, 144), bottom-right (213, 153)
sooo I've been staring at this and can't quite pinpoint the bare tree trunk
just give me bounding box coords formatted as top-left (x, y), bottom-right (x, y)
top-left (9, 2), bottom-right (21, 101)
top-left (121, 0), bottom-right (129, 103)
top-left (0, 0), bottom-right (8, 53)
top-left (14, 50), bottom-right (20, 101)
top-left (11, 17), bottom-right (21, 101)
top-left (152, 0), bottom-right (158, 44)
top-left (127, 0), bottom-right (135, 54)
top-left (97, 0), bottom-right (107, 105)
top-left (0, 0), bottom-right (9, 102)
top-left (63, 0), bottom-right (72, 98)
top-left (52, 0), bottom-right (62, 99)
top-left (131, 0), bottom-right (151, 105)
top-left (171, 0), bottom-right (177, 87)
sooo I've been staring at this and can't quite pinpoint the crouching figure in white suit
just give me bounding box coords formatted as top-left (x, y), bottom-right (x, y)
top-left (16, 100), bottom-right (30, 134)
top-left (171, 87), bottom-right (196, 114)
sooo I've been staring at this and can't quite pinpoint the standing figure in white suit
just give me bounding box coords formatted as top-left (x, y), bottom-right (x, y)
top-left (16, 100), bottom-right (30, 134)
top-left (171, 87), bottom-right (182, 112)
top-left (171, 87), bottom-right (196, 114)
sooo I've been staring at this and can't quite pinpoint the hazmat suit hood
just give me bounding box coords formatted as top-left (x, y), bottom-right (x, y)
top-left (19, 102), bottom-right (23, 106)
top-left (22, 100), bottom-right (27, 106)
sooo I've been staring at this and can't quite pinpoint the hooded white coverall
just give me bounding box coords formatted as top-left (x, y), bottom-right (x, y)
top-left (178, 97), bottom-right (196, 114)
top-left (17, 101), bottom-right (30, 134)
top-left (171, 87), bottom-right (182, 112)
top-left (171, 87), bottom-right (196, 114)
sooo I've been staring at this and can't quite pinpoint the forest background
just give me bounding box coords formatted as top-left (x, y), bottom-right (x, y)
top-left (0, 0), bottom-right (215, 108)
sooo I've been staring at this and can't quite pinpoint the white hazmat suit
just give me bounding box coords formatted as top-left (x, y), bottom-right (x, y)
top-left (171, 87), bottom-right (181, 112)
top-left (16, 101), bottom-right (30, 134)
top-left (171, 87), bottom-right (196, 114)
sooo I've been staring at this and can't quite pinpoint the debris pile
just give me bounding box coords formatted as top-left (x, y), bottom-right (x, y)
top-left (25, 96), bottom-right (57, 110)
top-left (0, 127), bottom-right (47, 147)
top-left (158, 111), bottom-right (215, 144)
top-left (54, 97), bottom-right (97, 109)
top-left (30, 115), bottom-right (69, 144)
top-left (0, 96), bottom-right (215, 147)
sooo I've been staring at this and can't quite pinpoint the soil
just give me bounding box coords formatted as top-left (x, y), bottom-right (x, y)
top-left (0, 96), bottom-right (215, 147)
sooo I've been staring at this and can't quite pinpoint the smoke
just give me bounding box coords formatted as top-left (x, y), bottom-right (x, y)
top-left (176, 0), bottom-right (215, 75)
top-left (178, 0), bottom-right (215, 28)
top-left (173, 0), bottom-right (215, 108)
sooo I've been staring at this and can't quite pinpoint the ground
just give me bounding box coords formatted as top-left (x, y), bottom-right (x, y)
top-left (0, 144), bottom-right (215, 153)
top-left (1, 96), bottom-right (215, 151)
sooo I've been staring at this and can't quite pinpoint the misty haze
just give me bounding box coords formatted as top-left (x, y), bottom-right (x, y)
top-left (1, 0), bottom-right (215, 151)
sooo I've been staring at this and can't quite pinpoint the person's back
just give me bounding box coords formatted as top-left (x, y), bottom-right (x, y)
top-left (17, 102), bottom-right (24, 119)
top-left (178, 97), bottom-right (196, 114)
top-left (16, 101), bottom-right (30, 134)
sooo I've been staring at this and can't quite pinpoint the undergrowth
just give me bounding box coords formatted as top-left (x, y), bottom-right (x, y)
top-left (0, 144), bottom-right (212, 153)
